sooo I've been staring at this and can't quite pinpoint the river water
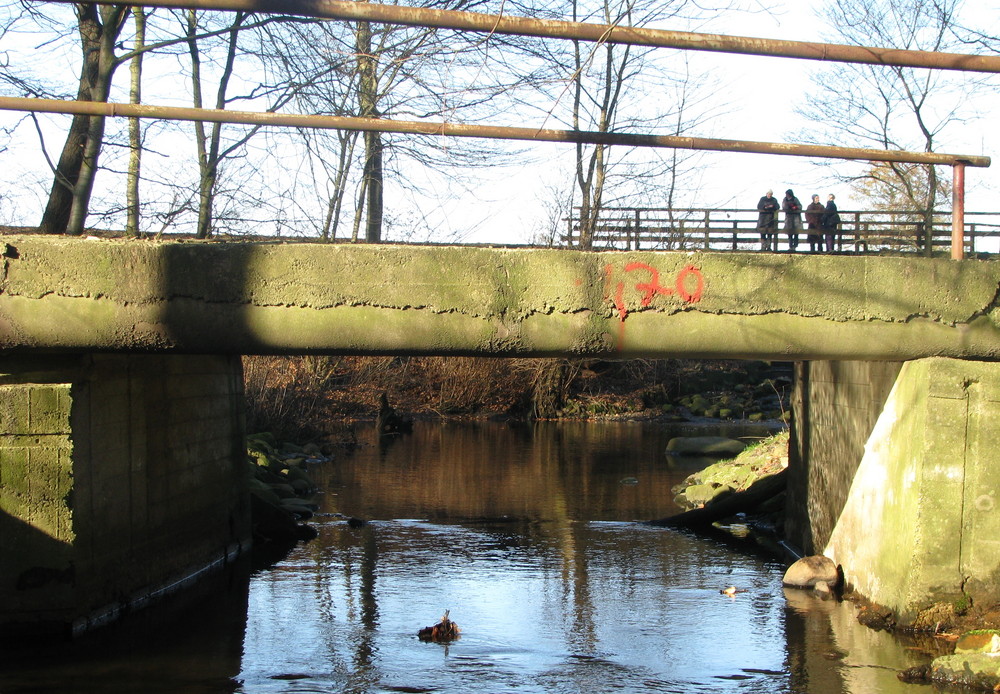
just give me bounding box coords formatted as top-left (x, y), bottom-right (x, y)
top-left (0, 420), bottom-right (945, 693)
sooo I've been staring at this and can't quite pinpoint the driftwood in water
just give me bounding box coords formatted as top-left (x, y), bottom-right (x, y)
top-left (418, 610), bottom-right (461, 642)
top-left (648, 469), bottom-right (787, 528)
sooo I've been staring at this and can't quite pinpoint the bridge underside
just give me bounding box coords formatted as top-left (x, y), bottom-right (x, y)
top-left (0, 235), bottom-right (998, 360)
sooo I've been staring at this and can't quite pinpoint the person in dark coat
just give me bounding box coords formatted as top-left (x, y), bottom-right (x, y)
top-left (756, 189), bottom-right (780, 251)
top-left (821, 194), bottom-right (841, 253)
top-left (782, 189), bottom-right (802, 252)
top-left (805, 194), bottom-right (825, 253)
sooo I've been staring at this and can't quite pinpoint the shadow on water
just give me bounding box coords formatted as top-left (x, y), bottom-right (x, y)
top-left (0, 556), bottom-right (252, 694)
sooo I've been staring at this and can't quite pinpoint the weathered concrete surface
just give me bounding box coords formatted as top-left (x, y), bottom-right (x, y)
top-left (0, 353), bottom-right (250, 636)
top-left (822, 358), bottom-right (1000, 624)
top-left (787, 360), bottom-right (903, 554)
top-left (1, 235), bottom-right (999, 359)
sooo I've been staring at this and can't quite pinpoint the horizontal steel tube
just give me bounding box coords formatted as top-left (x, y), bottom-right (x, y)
top-left (36, 0), bottom-right (1000, 73)
top-left (0, 96), bottom-right (989, 167)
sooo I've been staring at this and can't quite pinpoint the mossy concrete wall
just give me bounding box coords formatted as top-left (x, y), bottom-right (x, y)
top-left (801, 358), bottom-right (1000, 624)
top-left (787, 361), bottom-right (903, 554)
top-left (1, 235), bottom-right (999, 360)
top-left (0, 354), bottom-right (250, 636)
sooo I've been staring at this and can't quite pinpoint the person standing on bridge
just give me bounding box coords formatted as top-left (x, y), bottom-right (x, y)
top-left (805, 194), bottom-right (825, 253)
top-left (821, 194), bottom-right (841, 253)
top-left (782, 189), bottom-right (803, 251)
top-left (756, 189), bottom-right (780, 251)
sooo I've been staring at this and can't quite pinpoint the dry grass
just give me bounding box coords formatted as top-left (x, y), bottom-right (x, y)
top-left (243, 355), bottom-right (541, 437)
top-left (242, 355), bottom-right (755, 438)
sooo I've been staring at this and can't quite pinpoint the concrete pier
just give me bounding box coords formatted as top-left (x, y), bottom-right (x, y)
top-left (790, 358), bottom-right (1000, 624)
top-left (0, 354), bottom-right (250, 636)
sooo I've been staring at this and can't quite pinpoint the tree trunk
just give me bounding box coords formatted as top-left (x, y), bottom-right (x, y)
top-left (188, 10), bottom-right (212, 238)
top-left (322, 131), bottom-right (357, 241)
top-left (922, 164), bottom-right (937, 257)
top-left (356, 17), bottom-right (383, 243)
top-left (351, 175), bottom-right (367, 242)
top-left (363, 131), bottom-right (384, 243)
top-left (126, 8), bottom-right (146, 236)
top-left (188, 10), bottom-right (244, 239)
top-left (40, 4), bottom-right (128, 235)
top-left (531, 360), bottom-right (570, 419)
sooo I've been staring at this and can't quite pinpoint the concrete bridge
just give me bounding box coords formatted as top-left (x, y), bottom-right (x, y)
top-left (2, 234), bottom-right (999, 634)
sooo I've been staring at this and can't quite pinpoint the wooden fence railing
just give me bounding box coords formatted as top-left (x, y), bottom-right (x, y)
top-left (563, 208), bottom-right (1000, 254)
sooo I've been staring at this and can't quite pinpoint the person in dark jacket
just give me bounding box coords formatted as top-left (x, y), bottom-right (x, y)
top-left (805, 194), bottom-right (825, 253)
top-left (756, 189), bottom-right (780, 251)
top-left (821, 194), bottom-right (841, 253)
top-left (782, 189), bottom-right (803, 252)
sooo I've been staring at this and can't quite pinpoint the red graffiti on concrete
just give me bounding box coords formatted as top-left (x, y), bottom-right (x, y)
top-left (605, 262), bottom-right (704, 322)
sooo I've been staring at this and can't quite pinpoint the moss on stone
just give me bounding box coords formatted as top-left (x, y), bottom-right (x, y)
top-left (3, 236), bottom-right (1000, 359)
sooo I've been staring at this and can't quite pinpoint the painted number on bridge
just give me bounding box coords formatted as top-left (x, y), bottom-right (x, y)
top-left (605, 262), bottom-right (704, 322)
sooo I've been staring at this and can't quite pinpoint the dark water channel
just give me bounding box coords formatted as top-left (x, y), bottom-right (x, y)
top-left (1, 420), bottom-right (941, 693)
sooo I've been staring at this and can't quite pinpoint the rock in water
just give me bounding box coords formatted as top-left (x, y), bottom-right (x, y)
top-left (955, 631), bottom-right (1000, 655)
top-left (782, 555), bottom-right (839, 589)
top-left (665, 436), bottom-right (747, 457)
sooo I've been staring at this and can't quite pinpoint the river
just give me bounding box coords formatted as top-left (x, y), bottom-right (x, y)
top-left (0, 420), bottom-right (945, 693)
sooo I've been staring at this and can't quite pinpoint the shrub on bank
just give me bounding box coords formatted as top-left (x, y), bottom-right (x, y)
top-left (243, 356), bottom-right (791, 435)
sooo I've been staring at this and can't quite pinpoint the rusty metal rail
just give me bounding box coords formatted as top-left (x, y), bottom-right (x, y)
top-left (39, 0), bottom-right (1000, 74)
top-left (0, 96), bottom-right (990, 170)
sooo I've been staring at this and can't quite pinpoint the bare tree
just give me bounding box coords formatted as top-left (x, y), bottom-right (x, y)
top-left (520, 0), bottom-right (734, 250)
top-left (37, 4), bottom-right (130, 235)
top-left (260, 0), bottom-right (545, 243)
top-left (126, 7), bottom-right (146, 236)
top-left (798, 0), bottom-right (976, 242)
top-left (186, 9), bottom-right (251, 239)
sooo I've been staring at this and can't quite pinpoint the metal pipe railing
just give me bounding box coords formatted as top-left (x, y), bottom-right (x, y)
top-left (0, 97), bottom-right (990, 170)
top-left (38, 0), bottom-right (1000, 74)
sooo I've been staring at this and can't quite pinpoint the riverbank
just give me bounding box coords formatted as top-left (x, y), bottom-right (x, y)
top-left (243, 355), bottom-right (791, 443)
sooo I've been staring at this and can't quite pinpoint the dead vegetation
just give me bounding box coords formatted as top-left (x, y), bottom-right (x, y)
top-left (243, 355), bottom-right (779, 442)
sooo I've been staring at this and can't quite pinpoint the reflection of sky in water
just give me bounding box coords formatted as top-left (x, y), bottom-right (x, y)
top-left (235, 421), bottom-right (931, 694)
top-left (242, 519), bottom-right (790, 693)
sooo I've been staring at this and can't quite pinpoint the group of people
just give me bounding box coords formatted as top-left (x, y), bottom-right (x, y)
top-left (756, 189), bottom-right (841, 253)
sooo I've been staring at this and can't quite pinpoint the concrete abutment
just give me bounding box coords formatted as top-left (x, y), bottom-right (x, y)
top-left (0, 354), bottom-right (250, 637)
top-left (791, 357), bottom-right (1000, 625)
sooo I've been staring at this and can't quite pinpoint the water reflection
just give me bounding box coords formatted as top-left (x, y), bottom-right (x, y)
top-left (328, 420), bottom-right (718, 523)
top-left (0, 420), bottom-right (934, 694)
top-left (0, 564), bottom-right (248, 693)
top-left (234, 421), bottom-right (931, 694)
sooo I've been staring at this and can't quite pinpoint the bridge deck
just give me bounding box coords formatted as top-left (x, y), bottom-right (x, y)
top-left (1, 235), bottom-right (998, 361)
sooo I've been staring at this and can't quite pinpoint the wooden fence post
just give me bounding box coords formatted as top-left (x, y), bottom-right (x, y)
top-left (634, 208), bottom-right (641, 250)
